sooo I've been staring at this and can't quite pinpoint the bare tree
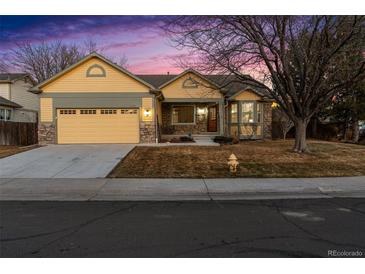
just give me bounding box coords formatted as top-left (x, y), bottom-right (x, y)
top-left (277, 108), bottom-right (294, 140)
top-left (3, 41), bottom-right (83, 83)
top-left (2, 39), bottom-right (129, 84)
top-left (163, 16), bottom-right (365, 152)
top-left (0, 60), bottom-right (9, 73)
top-left (82, 39), bottom-right (129, 68)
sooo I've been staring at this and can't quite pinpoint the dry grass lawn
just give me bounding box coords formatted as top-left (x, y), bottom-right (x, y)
top-left (108, 140), bottom-right (365, 178)
top-left (0, 145), bottom-right (39, 159)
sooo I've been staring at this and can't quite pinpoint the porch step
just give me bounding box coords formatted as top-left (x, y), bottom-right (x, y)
top-left (192, 135), bottom-right (217, 141)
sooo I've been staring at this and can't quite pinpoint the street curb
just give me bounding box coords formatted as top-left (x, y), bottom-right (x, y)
top-left (1, 177), bottom-right (365, 201)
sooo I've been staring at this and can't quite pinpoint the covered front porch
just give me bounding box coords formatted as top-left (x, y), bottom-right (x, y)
top-left (160, 99), bottom-right (224, 140)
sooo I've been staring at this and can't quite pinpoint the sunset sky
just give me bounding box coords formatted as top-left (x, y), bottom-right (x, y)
top-left (0, 15), bottom-right (189, 74)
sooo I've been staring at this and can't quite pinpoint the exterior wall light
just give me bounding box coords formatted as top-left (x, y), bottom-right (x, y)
top-left (144, 109), bottom-right (151, 117)
top-left (197, 107), bottom-right (207, 115)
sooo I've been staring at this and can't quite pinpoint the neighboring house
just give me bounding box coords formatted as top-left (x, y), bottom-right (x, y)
top-left (31, 52), bottom-right (273, 144)
top-left (0, 73), bottom-right (38, 122)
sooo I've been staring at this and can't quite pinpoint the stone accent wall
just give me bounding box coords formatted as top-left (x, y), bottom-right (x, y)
top-left (140, 121), bottom-right (156, 143)
top-left (263, 102), bottom-right (272, 139)
top-left (38, 123), bottom-right (56, 144)
top-left (161, 103), bottom-right (218, 135)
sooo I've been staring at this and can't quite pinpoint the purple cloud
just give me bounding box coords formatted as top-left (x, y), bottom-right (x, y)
top-left (0, 15), bottom-right (188, 74)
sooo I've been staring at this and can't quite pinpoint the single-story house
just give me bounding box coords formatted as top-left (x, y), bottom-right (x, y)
top-left (0, 73), bottom-right (38, 122)
top-left (31, 52), bottom-right (273, 144)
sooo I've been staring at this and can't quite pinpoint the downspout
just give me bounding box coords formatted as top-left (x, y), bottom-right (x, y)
top-left (154, 91), bottom-right (163, 144)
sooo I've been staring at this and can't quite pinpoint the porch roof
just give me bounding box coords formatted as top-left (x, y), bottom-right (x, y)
top-left (162, 98), bottom-right (223, 103)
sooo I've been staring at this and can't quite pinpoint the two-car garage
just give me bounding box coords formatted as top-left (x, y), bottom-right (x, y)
top-left (56, 108), bottom-right (140, 144)
top-left (35, 53), bottom-right (157, 145)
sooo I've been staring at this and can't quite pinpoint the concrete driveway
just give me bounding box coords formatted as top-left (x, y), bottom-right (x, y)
top-left (0, 144), bottom-right (134, 178)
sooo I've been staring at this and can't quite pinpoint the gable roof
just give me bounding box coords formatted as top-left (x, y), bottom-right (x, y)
top-left (155, 69), bottom-right (220, 90)
top-left (0, 96), bottom-right (22, 108)
top-left (30, 52), bottom-right (156, 92)
top-left (137, 73), bottom-right (272, 99)
top-left (136, 74), bottom-right (176, 88)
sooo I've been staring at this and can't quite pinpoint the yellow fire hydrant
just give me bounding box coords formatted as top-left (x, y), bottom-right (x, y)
top-left (227, 153), bottom-right (239, 173)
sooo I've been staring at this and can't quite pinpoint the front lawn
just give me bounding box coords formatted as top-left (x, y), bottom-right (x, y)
top-left (0, 145), bottom-right (39, 159)
top-left (108, 140), bottom-right (365, 178)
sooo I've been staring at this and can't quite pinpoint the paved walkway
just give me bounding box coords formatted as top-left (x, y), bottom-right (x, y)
top-left (0, 144), bottom-right (135, 178)
top-left (1, 176), bottom-right (364, 201)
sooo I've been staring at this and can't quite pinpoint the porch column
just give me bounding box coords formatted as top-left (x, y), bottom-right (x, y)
top-left (218, 99), bottom-right (224, 136)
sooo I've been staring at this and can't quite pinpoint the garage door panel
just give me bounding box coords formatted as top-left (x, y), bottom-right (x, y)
top-left (57, 109), bottom-right (140, 144)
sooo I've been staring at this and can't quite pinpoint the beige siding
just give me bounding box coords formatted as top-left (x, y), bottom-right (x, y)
top-left (161, 73), bottom-right (222, 99)
top-left (12, 109), bottom-right (38, 123)
top-left (10, 79), bottom-right (39, 111)
top-left (233, 90), bottom-right (262, 101)
top-left (0, 83), bottom-right (10, 99)
top-left (141, 97), bottom-right (154, 122)
top-left (42, 57), bottom-right (150, 93)
top-left (57, 109), bottom-right (139, 144)
top-left (40, 98), bottom-right (53, 122)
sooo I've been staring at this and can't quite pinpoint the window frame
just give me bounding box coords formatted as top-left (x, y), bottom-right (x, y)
top-left (229, 101), bottom-right (264, 139)
top-left (60, 109), bottom-right (77, 115)
top-left (5, 109), bottom-right (12, 121)
top-left (0, 108), bottom-right (12, 121)
top-left (79, 109), bottom-right (96, 115)
top-left (240, 101), bottom-right (255, 124)
top-left (100, 109), bottom-right (117, 115)
top-left (171, 105), bottom-right (196, 125)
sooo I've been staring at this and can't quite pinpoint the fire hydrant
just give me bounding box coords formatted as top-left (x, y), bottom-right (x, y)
top-left (227, 153), bottom-right (239, 173)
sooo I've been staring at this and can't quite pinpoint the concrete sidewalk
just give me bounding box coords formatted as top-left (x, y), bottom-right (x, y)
top-left (0, 176), bottom-right (364, 201)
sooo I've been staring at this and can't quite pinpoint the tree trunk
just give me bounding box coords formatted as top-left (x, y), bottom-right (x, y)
top-left (352, 116), bottom-right (359, 143)
top-left (293, 119), bottom-right (309, 153)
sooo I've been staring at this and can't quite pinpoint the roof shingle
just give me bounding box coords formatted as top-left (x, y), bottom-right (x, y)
top-left (0, 96), bottom-right (22, 108)
top-left (0, 73), bottom-right (29, 82)
top-left (136, 73), bottom-right (271, 98)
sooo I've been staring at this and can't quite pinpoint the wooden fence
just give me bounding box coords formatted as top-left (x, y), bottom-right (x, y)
top-left (0, 121), bottom-right (38, 146)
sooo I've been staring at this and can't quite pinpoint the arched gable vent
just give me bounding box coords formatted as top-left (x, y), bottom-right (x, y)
top-left (182, 77), bottom-right (198, 88)
top-left (86, 64), bottom-right (106, 77)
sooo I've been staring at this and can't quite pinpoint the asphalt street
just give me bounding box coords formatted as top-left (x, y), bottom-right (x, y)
top-left (1, 198), bottom-right (365, 257)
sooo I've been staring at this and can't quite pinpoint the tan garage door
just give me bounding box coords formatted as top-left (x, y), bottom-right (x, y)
top-left (57, 108), bottom-right (139, 144)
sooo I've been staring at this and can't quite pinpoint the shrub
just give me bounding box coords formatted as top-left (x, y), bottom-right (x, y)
top-left (214, 136), bottom-right (233, 144)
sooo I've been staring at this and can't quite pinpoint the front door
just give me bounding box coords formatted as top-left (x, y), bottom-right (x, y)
top-left (207, 106), bottom-right (217, 132)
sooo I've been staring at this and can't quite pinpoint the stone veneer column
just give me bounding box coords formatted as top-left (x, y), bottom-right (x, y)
top-left (263, 102), bottom-right (272, 139)
top-left (38, 123), bottom-right (56, 144)
top-left (139, 121), bottom-right (156, 143)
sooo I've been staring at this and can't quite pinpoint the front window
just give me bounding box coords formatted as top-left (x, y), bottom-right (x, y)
top-left (172, 105), bottom-right (195, 124)
top-left (241, 102), bottom-right (255, 123)
top-left (231, 102), bottom-right (238, 123)
top-left (229, 101), bottom-right (263, 139)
